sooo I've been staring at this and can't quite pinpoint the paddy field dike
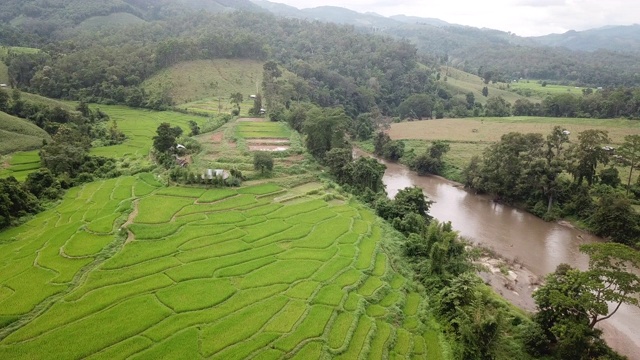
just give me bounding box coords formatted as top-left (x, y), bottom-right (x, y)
top-left (0, 174), bottom-right (443, 358)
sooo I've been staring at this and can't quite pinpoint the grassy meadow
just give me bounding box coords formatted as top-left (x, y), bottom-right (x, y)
top-left (88, 105), bottom-right (209, 161)
top-left (0, 111), bottom-right (51, 154)
top-left (386, 116), bottom-right (640, 182)
top-left (143, 59), bottom-right (264, 109)
top-left (0, 174), bottom-right (444, 359)
top-left (439, 67), bottom-right (539, 105)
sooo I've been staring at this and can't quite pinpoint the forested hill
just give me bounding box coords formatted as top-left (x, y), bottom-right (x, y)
top-left (1, 8), bottom-right (434, 116)
top-left (0, 0), bottom-right (262, 41)
top-left (250, 1), bottom-right (640, 87)
top-left (532, 25), bottom-right (640, 53)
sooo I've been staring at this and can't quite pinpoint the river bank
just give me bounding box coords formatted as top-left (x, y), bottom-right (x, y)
top-left (354, 148), bottom-right (640, 359)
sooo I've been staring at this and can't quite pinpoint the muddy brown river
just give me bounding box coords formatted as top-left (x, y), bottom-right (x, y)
top-left (355, 149), bottom-right (640, 359)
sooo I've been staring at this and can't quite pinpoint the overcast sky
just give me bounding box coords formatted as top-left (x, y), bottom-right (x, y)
top-left (268, 0), bottom-right (640, 36)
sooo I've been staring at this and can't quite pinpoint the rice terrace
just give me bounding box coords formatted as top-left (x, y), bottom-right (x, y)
top-left (0, 128), bottom-right (442, 358)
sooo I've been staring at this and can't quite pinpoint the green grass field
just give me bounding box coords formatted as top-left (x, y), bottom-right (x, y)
top-left (0, 151), bottom-right (41, 181)
top-left (143, 59), bottom-right (264, 106)
top-left (88, 105), bottom-right (208, 160)
top-left (0, 111), bottom-right (51, 154)
top-left (0, 177), bottom-right (442, 359)
top-left (236, 121), bottom-right (291, 139)
top-left (439, 67), bottom-right (540, 105)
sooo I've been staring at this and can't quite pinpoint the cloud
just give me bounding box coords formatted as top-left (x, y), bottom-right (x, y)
top-left (269, 0), bottom-right (640, 36)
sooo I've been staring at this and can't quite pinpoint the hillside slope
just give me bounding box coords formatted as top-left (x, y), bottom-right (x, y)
top-left (143, 59), bottom-right (264, 105)
top-left (533, 25), bottom-right (640, 52)
top-left (0, 111), bottom-right (50, 154)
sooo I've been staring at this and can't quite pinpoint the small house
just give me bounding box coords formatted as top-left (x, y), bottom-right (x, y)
top-left (249, 95), bottom-right (257, 99)
top-left (0, 84), bottom-right (7, 88)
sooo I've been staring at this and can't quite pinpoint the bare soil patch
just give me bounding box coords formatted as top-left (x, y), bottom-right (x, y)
top-left (246, 139), bottom-right (290, 145)
top-left (248, 145), bottom-right (290, 152)
top-left (210, 132), bottom-right (223, 143)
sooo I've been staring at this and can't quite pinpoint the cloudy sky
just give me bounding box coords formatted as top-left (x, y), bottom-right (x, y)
top-left (267, 0), bottom-right (640, 36)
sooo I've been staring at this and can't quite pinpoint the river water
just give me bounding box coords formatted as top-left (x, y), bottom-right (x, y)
top-left (356, 149), bottom-right (640, 358)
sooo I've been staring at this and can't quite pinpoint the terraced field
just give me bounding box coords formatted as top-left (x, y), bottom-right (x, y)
top-left (0, 174), bottom-right (443, 359)
top-left (0, 151), bottom-right (41, 181)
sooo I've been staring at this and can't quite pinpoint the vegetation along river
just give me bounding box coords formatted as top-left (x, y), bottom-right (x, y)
top-left (356, 148), bottom-right (640, 359)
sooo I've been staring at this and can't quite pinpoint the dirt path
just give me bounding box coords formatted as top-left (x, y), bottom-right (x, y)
top-left (123, 199), bottom-right (140, 245)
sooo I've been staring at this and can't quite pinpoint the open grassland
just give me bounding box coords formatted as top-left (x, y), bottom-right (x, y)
top-left (0, 151), bottom-right (41, 181)
top-left (143, 59), bottom-right (263, 106)
top-left (0, 111), bottom-right (51, 154)
top-left (0, 176), bottom-right (443, 359)
top-left (388, 116), bottom-right (640, 182)
top-left (439, 67), bottom-right (540, 105)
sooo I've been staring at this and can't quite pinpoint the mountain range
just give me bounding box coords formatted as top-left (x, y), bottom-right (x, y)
top-left (250, 0), bottom-right (640, 54)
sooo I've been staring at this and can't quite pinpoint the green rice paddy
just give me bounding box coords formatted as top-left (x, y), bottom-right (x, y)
top-left (236, 121), bottom-right (291, 139)
top-left (0, 175), bottom-right (443, 359)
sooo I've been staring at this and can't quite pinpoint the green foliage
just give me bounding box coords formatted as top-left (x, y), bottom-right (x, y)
top-left (397, 93), bottom-right (434, 120)
top-left (303, 106), bottom-right (350, 160)
top-left (533, 244), bottom-right (640, 358)
top-left (253, 151), bottom-right (274, 174)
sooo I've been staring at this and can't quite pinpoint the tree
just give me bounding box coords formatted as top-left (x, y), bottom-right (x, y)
top-left (534, 243), bottom-right (640, 355)
top-left (617, 134), bottom-right (640, 195)
top-left (568, 129), bottom-right (610, 185)
top-left (373, 131), bottom-right (391, 156)
top-left (253, 151), bottom-right (273, 174)
top-left (412, 141), bottom-right (450, 176)
top-left (188, 120), bottom-right (200, 136)
top-left (324, 147), bottom-right (353, 184)
top-left (249, 94), bottom-right (262, 116)
top-left (0, 89), bottom-right (9, 112)
top-left (484, 96), bottom-right (511, 117)
top-left (303, 107), bottom-right (349, 160)
top-left (230, 92), bottom-right (243, 112)
top-left (153, 122), bottom-right (178, 153)
top-left (590, 193), bottom-right (640, 245)
top-left (383, 140), bottom-right (405, 162)
top-left (40, 125), bottom-right (90, 177)
top-left (346, 157), bottom-right (386, 194)
top-left (396, 94), bottom-right (433, 120)
top-left (465, 92), bottom-right (475, 109)
top-left (481, 86), bottom-right (489, 97)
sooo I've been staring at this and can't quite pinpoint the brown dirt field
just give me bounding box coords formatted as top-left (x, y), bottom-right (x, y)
top-left (248, 145), bottom-right (290, 151)
top-left (389, 118), bottom-right (640, 144)
top-left (210, 132), bottom-right (223, 143)
top-left (246, 139), bottom-right (290, 145)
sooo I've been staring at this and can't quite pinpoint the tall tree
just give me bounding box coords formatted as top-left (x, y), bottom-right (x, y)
top-left (617, 134), bottom-right (640, 195)
top-left (568, 129), bottom-right (610, 185)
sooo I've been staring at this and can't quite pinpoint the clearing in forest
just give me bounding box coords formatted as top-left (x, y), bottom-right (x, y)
top-left (0, 174), bottom-right (444, 359)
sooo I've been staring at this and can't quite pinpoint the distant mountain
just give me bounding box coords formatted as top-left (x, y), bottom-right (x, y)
top-left (0, 0), bottom-right (263, 25)
top-left (532, 24), bottom-right (640, 52)
top-left (251, 1), bottom-right (403, 28)
top-left (389, 14), bottom-right (452, 27)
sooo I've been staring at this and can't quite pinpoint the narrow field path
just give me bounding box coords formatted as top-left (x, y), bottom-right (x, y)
top-left (124, 199), bottom-right (140, 245)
